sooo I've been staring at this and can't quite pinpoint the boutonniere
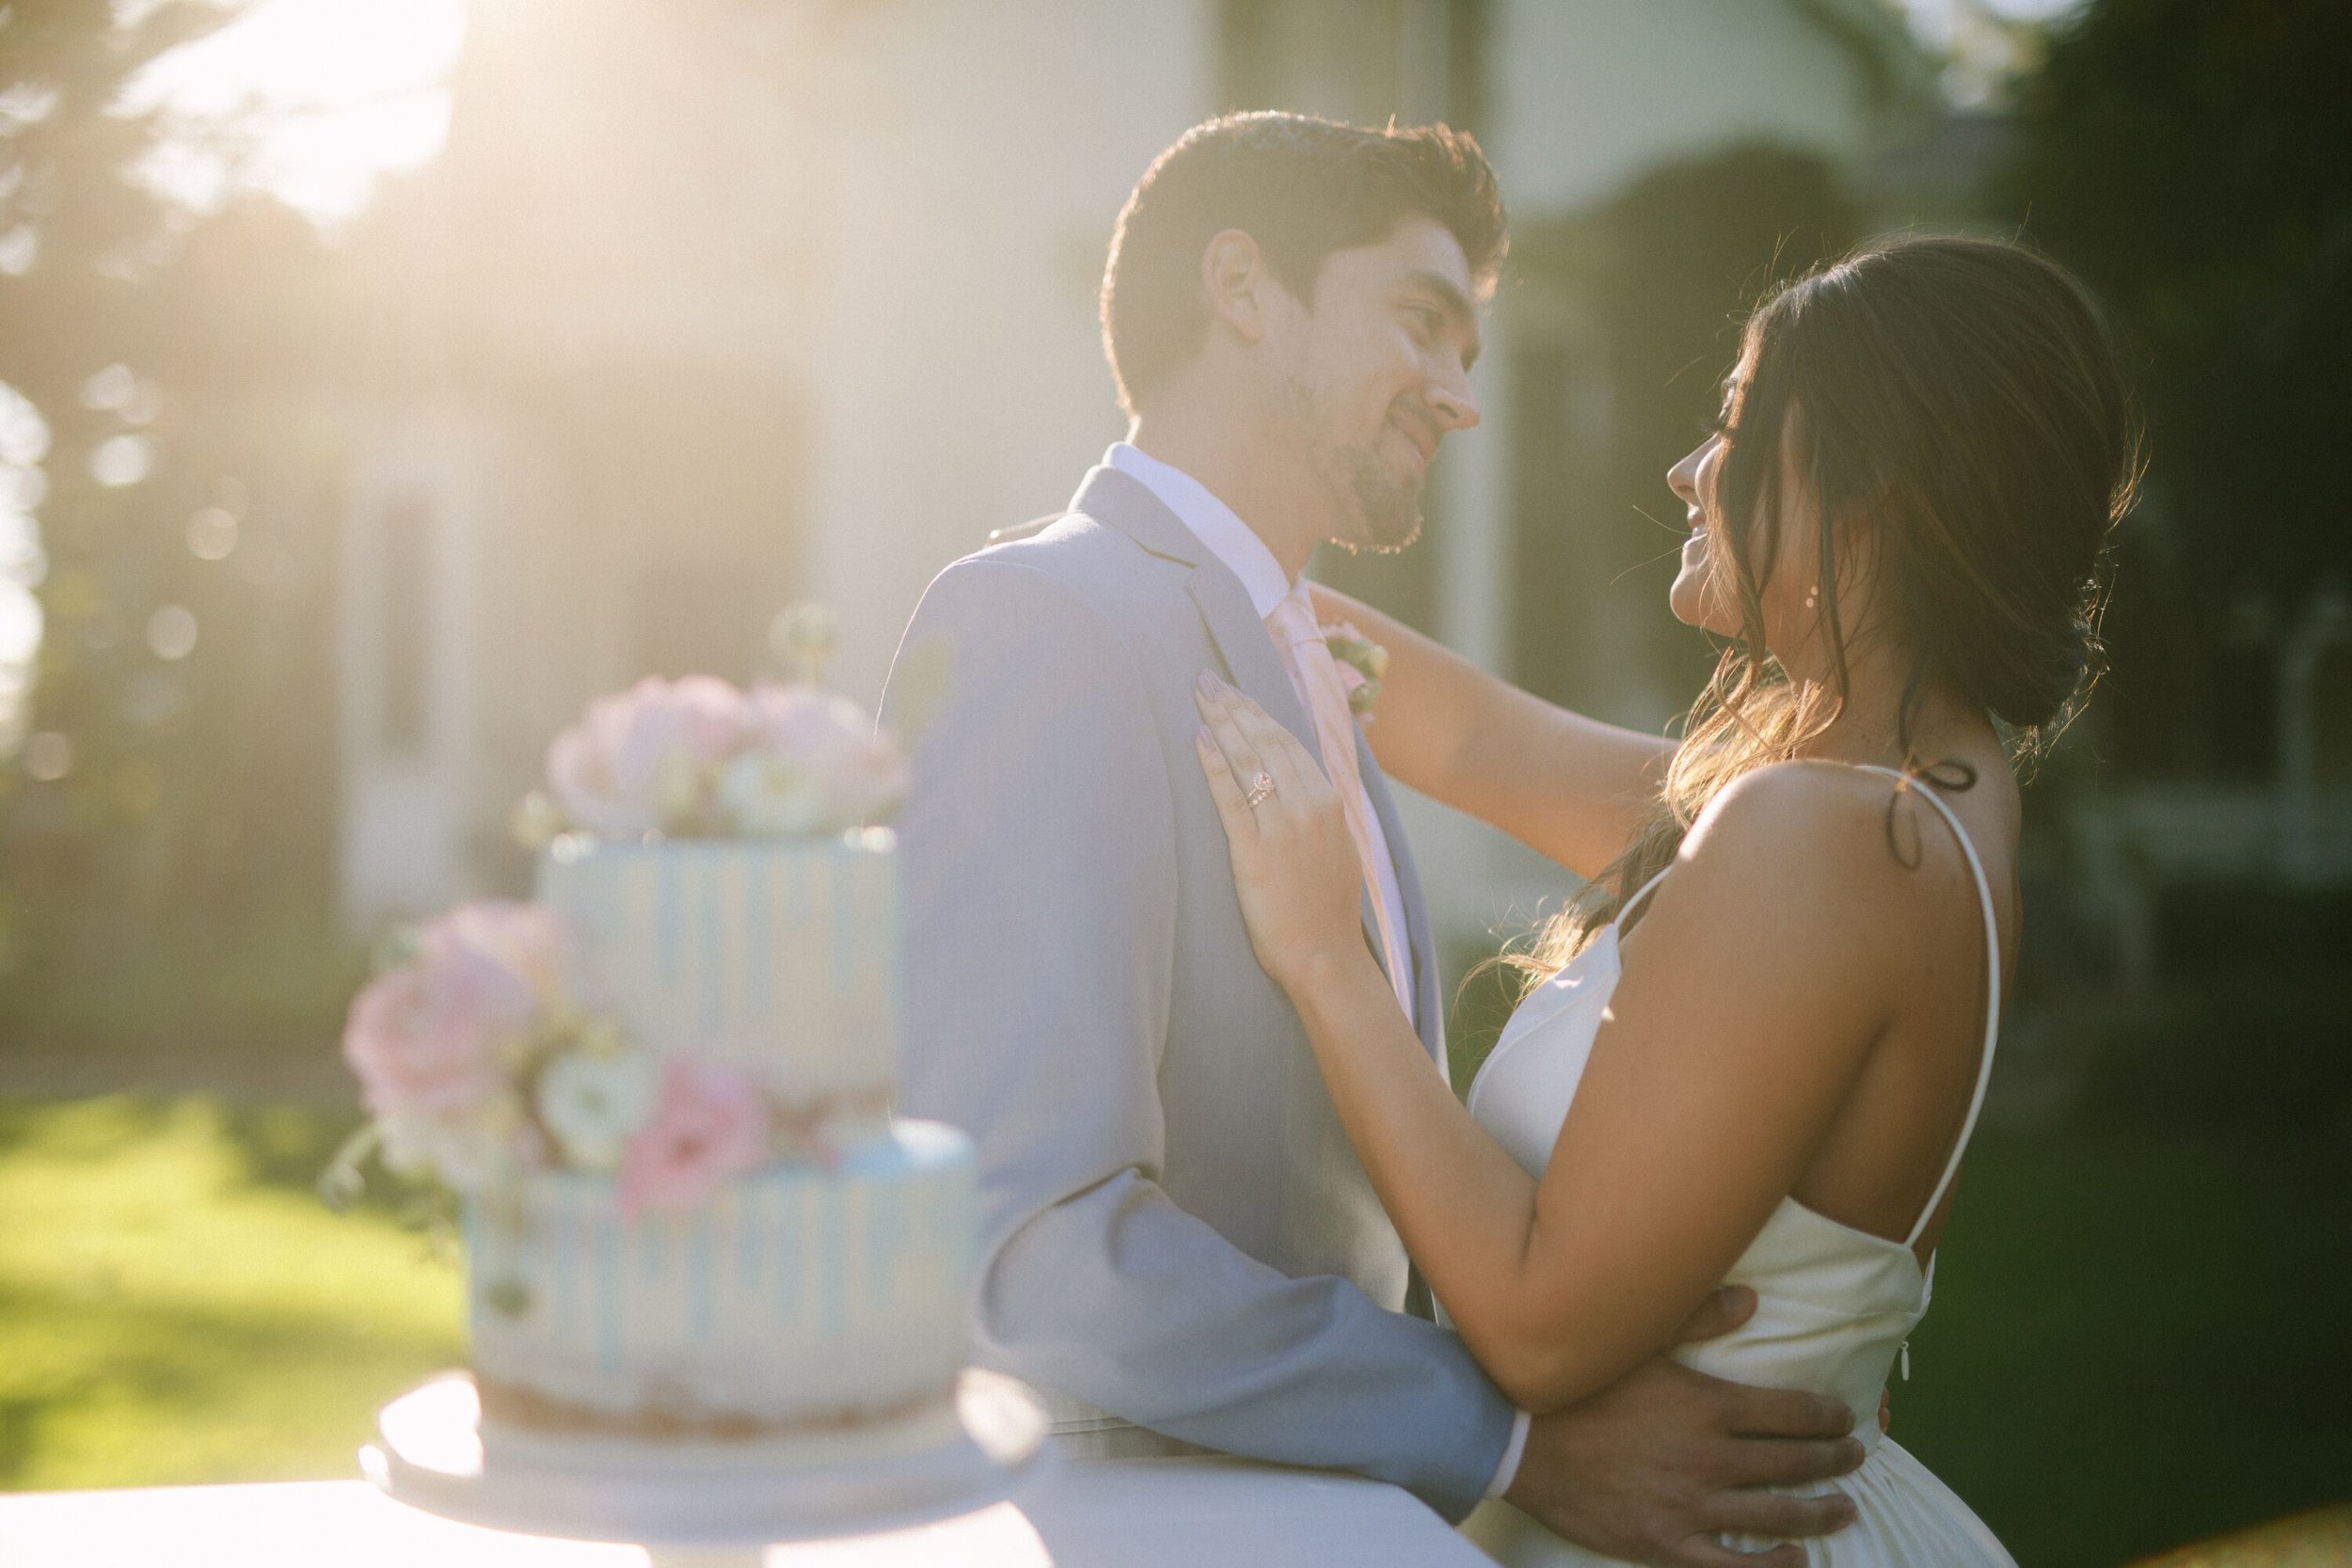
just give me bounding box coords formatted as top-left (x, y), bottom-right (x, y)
top-left (1321, 622), bottom-right (1388, 720)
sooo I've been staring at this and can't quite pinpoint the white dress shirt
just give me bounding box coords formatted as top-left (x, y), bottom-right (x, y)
top-left (1104, 442), bottom-right (1530, 1497)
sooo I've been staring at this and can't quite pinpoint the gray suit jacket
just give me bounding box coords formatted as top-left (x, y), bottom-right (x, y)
top-left (882, 464), bottom-right (1515, 1520)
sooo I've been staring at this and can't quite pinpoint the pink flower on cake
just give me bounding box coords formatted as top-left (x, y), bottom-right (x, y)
top-left (723, 684), bottom-right (909, 833)
top-left (546, 675), bottom-right (749, 838)
top-left (342, 900), bottom-right (560, 1120)
top-left (616, 1058), bottom-right (771, 1216)
top-left (432, 899), bottom-right (567, 1015)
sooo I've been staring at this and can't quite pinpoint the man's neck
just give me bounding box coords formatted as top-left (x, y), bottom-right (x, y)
top-left (1126, 410), bottom-right (1325, 583)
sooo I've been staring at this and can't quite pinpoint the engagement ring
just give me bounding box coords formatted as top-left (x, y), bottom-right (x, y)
top-left (1245, 772), bottom-right (1277, 808)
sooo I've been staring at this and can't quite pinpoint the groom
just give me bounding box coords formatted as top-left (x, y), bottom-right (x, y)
top-left (883, 113), bottom-right (1862, 1561)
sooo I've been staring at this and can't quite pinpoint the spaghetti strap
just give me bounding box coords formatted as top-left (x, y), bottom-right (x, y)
top-left (1617, 863), bottom-right (1676, 925)
top-left (1855, 765), bottom-right (2004, 1249)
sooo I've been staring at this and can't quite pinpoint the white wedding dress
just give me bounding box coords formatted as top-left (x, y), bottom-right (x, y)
top-left (1458, 768), bottom-right (2017, 1566)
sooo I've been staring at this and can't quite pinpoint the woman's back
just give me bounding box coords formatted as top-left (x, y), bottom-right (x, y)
top-left (1461, 765), bottom-right (2020, 1566)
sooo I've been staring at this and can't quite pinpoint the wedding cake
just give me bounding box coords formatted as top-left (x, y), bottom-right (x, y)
top-left (340, 618), bottom-right (977, 1471)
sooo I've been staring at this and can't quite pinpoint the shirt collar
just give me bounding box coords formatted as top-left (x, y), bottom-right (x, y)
top-left (1105, 442), bottom-right (1295, 619)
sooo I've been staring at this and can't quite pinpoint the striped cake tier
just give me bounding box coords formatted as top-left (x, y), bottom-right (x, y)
top-left (535, 830), bottom-right (902, 1131)
top-left (467, 1120), bottom-right (976, 1452)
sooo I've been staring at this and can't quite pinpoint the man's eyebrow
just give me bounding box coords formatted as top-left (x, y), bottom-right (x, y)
top-left (1399, 267), bottom-right (1483, 366)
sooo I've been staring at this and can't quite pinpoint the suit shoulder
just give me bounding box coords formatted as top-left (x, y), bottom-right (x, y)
top-left (936, 510), bottom-right (1166, 612)
top-left (984, 512), bottom-right (1063, 546)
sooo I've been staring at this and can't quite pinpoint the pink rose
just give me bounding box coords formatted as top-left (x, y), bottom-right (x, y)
top-left (725, 684), bottom-right (908, 833)
top-left (427, 899), bottom-right (566, 1011)
top-left (746, 683), bottom-right (868, 761)
top-left (546, 675), bottom-right (751, 838)
top-left (342, 903), bottom-right (554, 1120)
top-left (615, 1058), bottom-right (770, 1216)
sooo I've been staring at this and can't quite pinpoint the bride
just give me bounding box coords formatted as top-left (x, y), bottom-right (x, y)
top-left (1190, 235), bottom-right (2137, 1566)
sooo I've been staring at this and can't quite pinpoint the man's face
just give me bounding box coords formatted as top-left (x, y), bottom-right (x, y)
top-left (1264, 217), bottom-right (1485, 553)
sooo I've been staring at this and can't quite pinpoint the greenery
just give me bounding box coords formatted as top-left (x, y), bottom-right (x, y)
top-left (2, 1095), bottom-right (2343, 1567)
top-left (0, 1096), bottom-right (459, 1490)
top-left (2003, 0), bottom-right (2352, 781)
top-left (1900, 1128), bottom-right (2352, 1566)
top-left (0, 4), bottom-right (345, 972)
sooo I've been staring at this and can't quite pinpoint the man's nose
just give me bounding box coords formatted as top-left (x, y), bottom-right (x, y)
top-left (1428, 372), bottom-right (1480, 434)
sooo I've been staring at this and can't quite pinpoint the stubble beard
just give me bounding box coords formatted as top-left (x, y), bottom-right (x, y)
top-left (1326, 436), bottom-right (1424, 555)
top-left (1283, 377), bottom-right (1427, 556)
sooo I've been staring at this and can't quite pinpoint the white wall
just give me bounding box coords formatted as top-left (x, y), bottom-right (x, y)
top-left (1486, 0), bottom-right (1882, 217)
top-left (793, 0), bottom-right (1219, 704)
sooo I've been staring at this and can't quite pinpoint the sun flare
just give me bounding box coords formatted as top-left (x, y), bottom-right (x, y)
top-left (128, 0), bottom-right (469, 224)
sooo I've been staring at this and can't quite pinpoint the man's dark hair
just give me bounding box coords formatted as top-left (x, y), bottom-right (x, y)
top-left (1100, 112), bottom-right (1507, 415)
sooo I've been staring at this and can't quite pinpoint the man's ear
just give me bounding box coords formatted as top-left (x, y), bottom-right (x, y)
top-left (1201, 229), bottom-right (1270, 346)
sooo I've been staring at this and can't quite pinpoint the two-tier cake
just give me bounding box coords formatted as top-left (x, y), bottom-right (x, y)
top-left (340, 632), bottom-right (977, 1475)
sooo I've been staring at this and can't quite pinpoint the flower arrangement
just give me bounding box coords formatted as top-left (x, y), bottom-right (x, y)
top-left (515, 674), bottom-right (908, 845)
top-left (336, 900), bottom-right (779, 1213)
top-left (334, 607), bottom-right (902, 1211)
top-left (1322, 622), bottom-right (1389, 720)
top-left (514, 607), bottom-right (909, 846)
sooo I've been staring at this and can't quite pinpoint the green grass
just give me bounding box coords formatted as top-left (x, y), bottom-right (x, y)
top-left (0, 1100), bottom-right (2344, 1566)
top-left (0, 1097), bottom-right (461, 1490)
top-left (1895, 1129), bottom-right (2352, 1566)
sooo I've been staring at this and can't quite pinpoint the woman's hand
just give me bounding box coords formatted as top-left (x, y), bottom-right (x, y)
top-left (1192, 672), bottom-right (1373, 994)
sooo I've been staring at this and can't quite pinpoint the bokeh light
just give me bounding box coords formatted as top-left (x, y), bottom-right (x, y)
top-left (23, 728), bottom-right (72, 782)
top-left (185, 507), bottom-right (239, 562)
top-left (89, 436), bottom-right (154, 488)
top-left (145, 604), bottom-right (199, 661)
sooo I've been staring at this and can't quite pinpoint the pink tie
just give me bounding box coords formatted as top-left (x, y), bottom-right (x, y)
top-left (1264, 584), bottom-right (1413, 1016)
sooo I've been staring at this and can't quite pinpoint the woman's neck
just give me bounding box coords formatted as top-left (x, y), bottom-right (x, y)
top-left (1784, 641), bottom-right (1993, 772)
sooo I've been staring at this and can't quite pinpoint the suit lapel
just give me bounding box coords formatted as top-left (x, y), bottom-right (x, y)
top-left (1073, 465), bottom-right (1323, 770)
top-left (1078, 464), bottom-right (1418, 1018)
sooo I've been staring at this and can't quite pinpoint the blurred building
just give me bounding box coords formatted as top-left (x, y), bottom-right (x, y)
top-left (329, 0), bottom-right (1941, 928)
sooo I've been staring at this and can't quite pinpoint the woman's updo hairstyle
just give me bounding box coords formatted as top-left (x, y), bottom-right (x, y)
top-left (1716, 233), bottom-right (2138, 747)
top-left (1516, 235), bottom-right (2141, 980)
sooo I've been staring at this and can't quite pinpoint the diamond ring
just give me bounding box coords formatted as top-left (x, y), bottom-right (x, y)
top-left (1244, 772), bottom-right (1277, 808)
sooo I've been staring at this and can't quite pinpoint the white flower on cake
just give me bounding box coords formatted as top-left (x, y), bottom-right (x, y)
top-left (534, 1047), bottom-right (660, 1172)
top-left (379, 1091), bottom-right (532, 1190)
top-left (719, 684), bottom-right (910, 834)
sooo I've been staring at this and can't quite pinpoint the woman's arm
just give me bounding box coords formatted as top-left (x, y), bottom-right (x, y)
top-left (1309, 585), bottom-right (1674, 879)
top-left (1196, 684), bottom-right (1896, 1412)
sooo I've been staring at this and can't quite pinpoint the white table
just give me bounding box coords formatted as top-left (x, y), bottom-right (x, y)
top-left (0, 1458), bottom-right (1496, 1568)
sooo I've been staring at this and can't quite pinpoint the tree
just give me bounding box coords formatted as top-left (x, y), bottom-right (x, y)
top-left (0, 3), bottom-right (344, 999)
top-left (2003, 0), bottom-right (2352, 780)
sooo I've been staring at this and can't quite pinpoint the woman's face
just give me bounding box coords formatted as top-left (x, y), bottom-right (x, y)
top-left (1665, 371), bottom-right (1832, 666)
top-left (1666, 429), bottom-right (1738, 635)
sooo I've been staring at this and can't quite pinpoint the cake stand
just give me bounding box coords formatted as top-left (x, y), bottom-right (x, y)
top-left (360, 1369), bottom-right (1056, 1562)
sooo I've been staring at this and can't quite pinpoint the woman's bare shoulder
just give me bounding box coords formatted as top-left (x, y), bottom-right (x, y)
top-left (1666, 758), bottom-right (2006, 958)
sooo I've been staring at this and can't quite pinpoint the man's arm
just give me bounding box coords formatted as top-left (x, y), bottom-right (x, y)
top-left (883, 553), bottom-right (1514, 1520)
